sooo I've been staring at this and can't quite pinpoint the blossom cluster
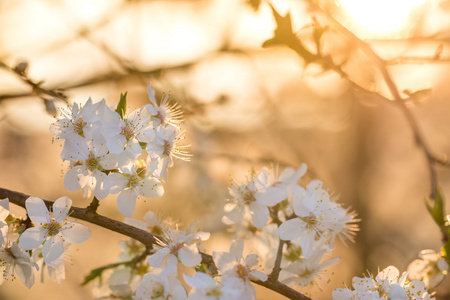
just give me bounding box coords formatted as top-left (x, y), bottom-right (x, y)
top-left (94, 211), bottom-right (268, 300)
top-left (332, 265), bottom-right (435, 300)
top-left (92, 164), bottom-right (359, 299)
top-left (50, 83), bottom-right (189, 217)
top-left (222, 164), bottom-right (358, 291)
top-left (0, 196), bottom-right (91, 288)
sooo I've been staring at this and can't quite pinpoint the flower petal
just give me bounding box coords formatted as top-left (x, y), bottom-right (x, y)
top-left (0, 198), bottom-right (9, 220)
top-left (61, 221), bottom-right (91, 244)
top-left (249, 202), bottom-right (269, 229)
top-left (255, 186), bottom-right (287, 206)
top-left (105, 173), bottom-right (129, 194)
top-left (117, 188), bottom-right (138, 217)
top-left (64, 166), bottom-right (89, 191)
top-left (53, 196), bottom-right (72, 224)
top-left (147, 248), bottom-right (171, 268)
top-left (139, 178), bottom-right (164, 198)
top-left (277, 218), bottom-right (303, 241)
top-left (42, 238), bottom-right (65, 268)
top-left (19, 227), bottom-right (47, 250)
top-left (25, 197), bottom-right (50, 225)
top-left (178, 244), bottom-right (201, 267)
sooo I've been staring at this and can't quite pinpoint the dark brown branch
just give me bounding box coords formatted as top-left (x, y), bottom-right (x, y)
top-left (0, 187), bottom-right (161, 249)
top-left (254, 279), bottom-right (312, 300)
top-left (268, 239), bottom-right (285, 281)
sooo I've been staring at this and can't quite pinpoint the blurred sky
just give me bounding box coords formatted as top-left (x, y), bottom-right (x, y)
top-left (1, 0), bottom-right (450, 299)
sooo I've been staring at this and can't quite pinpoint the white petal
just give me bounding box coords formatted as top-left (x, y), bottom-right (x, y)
top-left (106, 134), bottom-right (127, 154)
top-left (162, 254), bottom-right (178, 276)
top-left (25, 197), bottom-right (50, 225)
top-left (64, 166), bottom-right (89, 191)
top-left (229, 238), bottom-right (244, 259)
top-left (178, 244), bottom-right (201, 267)
top-left (250, 270), bottom-right (268, 282)
top-left (48, 261), bottom-right (65, 283)
top-left (0, 198), bottom-right (9, 220)
top-left (184, 272), bottom-right (216, 289)
top-left (53, 196), bottom-right (72, 224)
top-left (104, 173), bottom-right (129, 194)
top-left (249, 202), bottom-right (269, 229)
top-left (91, 170), bottom-right (109, 200)
top-left (42, 238), bottom-right (65, 268)
top-left (245, 254), bottom-right (259, 268)
top-left (171, 284), bottom-right (188, 300)
top-left (117, 188), bottom-right (138, 217)
top-left (139, 178), bottom-right (164, 198)
top-left (277, 218), bottom-right (303, 241)
top-left (147, 248), bottom-right (171, 267)
top-left (146, 82), bottom-right (157, 105)
top-left (19, 227), bottom-right (47, 250)
top-left (15, 260), bottom-right (35, 288)
top-left (118, 150), bottom-right (136, 174)
top-left (255, 187), bottom-right (287, 206)
top-left (99, 153), bottom-right (118, 170)
top-left (61, 222), bottom-right (91, 244)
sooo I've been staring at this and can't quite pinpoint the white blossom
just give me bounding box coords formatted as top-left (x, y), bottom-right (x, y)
top-left (184, 272), bottom-right (247, 300)
top-left (407, 249), bottom-right (449, 289)
top-left (332, 265), bottom-right (435, 300)
top-left (280, 242), bottom-right (340, 289)
top-left (0, 241), bottom-right (38, 288)
top-left (144, 83), bottom-right (184, 127)
top-left (62, 132), bottom-right (117, 200)
top-left (105, 150), bottom-right (164, 217)
top-left (223, 167), bottom-right (288, 229)
top-left (134, 273), bottom-right (187, 300)
top-left (147, 227), bottom-right (209, 275)
top-left (213, 239), bottom-right (267, 300)
top-left (19, 196), bottom-right (91, 267)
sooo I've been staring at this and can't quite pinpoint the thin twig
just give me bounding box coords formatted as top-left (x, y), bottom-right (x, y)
top-left (306, 0), bottom-right (441, 199)
top-left (0, 61), bottom-right (68, 103)
top-left (269, 239), bottom-right (285, 281)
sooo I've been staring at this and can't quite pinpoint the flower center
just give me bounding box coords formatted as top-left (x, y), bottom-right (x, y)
top-left (163, 140), bottom-right (172, 157)
top-left (73, 118), bottom-right (87, 136)
top-left (242, 187), bottom-right (255, 204)
top-left (121, 121), bottom-right (136, 141)
top-left (169, 242), bottom-right (183, 255)
top-left (86, 152), bottom-right (100, 171)
top-left (206, 286), bottom-right (222, 298)
top-left (151, 282), bottom-right (165, 298)
top-left (45, 219), bottom-right (61, 236)
top-left (235, 262), bottom-right (250, 280)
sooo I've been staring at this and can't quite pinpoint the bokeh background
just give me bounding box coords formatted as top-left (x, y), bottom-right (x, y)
top-left (1, 0), bottom-right (450, 299)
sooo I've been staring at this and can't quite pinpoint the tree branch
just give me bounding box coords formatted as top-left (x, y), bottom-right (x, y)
top-left (305, 0), bottom-right (441, 200)
top-left (0, 187), bottom-right (312, 300)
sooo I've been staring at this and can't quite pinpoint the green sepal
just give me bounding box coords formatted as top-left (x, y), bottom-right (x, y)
top-left (81, 261), bottom-right (128, 286)
top-left (441, 239), bottom-right (450, 262)
top-left (139, 142), bottom-right (148, 150)
top-left (81, 266), bottom-right (105, 286)
top-left (116, 92), bottom-right (127, 119)
top-left (425, 188), bottom-right (445, 227)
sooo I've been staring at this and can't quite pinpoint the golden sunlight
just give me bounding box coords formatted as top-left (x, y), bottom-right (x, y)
top-left (338, 0), bottom-right (428, 36)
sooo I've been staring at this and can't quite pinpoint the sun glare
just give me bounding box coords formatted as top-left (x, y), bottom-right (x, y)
top-left (338, 0), bottom-right (428, 36)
